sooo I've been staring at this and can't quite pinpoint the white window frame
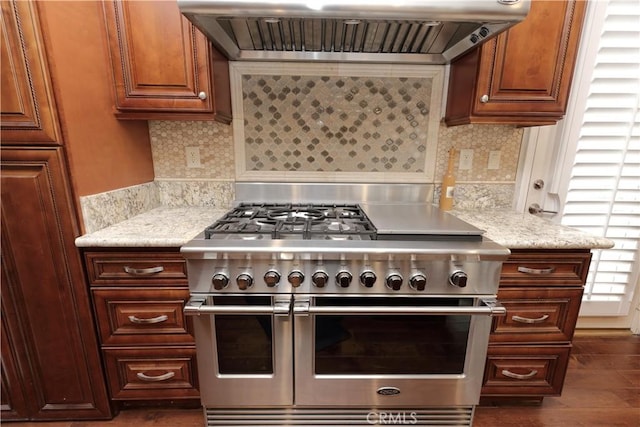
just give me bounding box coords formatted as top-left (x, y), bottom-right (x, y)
top-left (514, 0), bottom-right (640, 329)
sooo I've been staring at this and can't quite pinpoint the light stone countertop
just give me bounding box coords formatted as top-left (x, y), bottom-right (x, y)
top-left (452, 209), bottom-right (615, 250)
top-left (74, 206), bottom-right (227, 248)
top-left (75, 206), bottom-right (615, 250)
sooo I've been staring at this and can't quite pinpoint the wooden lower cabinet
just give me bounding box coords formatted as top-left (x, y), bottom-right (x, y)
top-left (1, 148), bottom-right (111, 420)
top-left (483, 345), bottom-right (571, 396)
top-left (103, 348), bottom-right (199, 400)
top-left (84, 249), bottom-right (199, 402)
top-left (481, 249), bottom-right (592, 400)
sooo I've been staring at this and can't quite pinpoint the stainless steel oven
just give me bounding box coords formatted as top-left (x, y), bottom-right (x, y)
top-left (186, 294), bottom-right (293, 407)
top-left (181, 183), bottom-right (510, 426)
top-left (293, 295), bottom-right (501, 408)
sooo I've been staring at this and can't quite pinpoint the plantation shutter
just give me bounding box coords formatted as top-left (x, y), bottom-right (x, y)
top-left (560, 0), bottom-right (640, 316)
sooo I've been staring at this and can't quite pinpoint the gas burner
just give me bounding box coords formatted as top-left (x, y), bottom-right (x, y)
top-left (324, 234), bottom-right (354, 241)
top-left (268, 207), bottom-right (325, 221)
top-left (327, 221), bottom-right (351, 232)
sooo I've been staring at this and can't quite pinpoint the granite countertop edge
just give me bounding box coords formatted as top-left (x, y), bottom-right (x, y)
top-left (75, 206), bottom-right (615, 250)
top-left (451, 208), bottom-right (615, 250)
top-left (74, 206), bottom-right (228, 248)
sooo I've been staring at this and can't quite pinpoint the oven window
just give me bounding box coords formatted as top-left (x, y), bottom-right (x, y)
top-left (213, 296), bottom-right (273, 374)
top-left (314, 297), bottom-right (472, 375)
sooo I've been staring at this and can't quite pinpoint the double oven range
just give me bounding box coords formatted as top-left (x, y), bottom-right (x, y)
top-left (181, 183), bottom-right (509, 426)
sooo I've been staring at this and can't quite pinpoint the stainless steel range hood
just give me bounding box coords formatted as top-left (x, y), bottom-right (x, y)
top-left (178, 0), bottom-right (530, 64)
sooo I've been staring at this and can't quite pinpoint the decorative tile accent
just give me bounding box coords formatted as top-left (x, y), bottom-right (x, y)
top-left (435, 124), bottom-right (523, 182)
top-left (231, 62), bottom-right (443, 182)
top-left (243, 75), bottom-right (432, 173)
top-left (156, 180), bottom-right (235, 209)
top-left (149, 121), bottom-right (234, 179)
top-left (79, 182), bottom-right (160, 233)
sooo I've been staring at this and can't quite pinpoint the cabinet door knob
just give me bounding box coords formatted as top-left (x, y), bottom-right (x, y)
top-left (198, 91), bottom-right (207, 100)
top-left (480, 94), bottom-right (489, 103)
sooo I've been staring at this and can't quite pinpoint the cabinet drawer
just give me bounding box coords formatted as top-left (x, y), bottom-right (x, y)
top-left (491, 288), bottom-right (583, 344)
top-left (482, 345), bottom-right (571, 396)
top-left (85, 252), bottom-right (187, 285)
top-left (500, 251), bottom-right (591, 286)
top-left (93, 288), bottom-right (194, 346)
top-left (103, 347), bottom-right (199, 400)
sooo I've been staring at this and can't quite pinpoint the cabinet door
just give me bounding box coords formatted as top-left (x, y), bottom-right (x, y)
top-left (1, 307), bottom-right (30, 420)
top-left (445, 0), bottom-right (587, 126)
top-left (103, 0), bottom-right (231, 122)
top-left (0, 148), bottom-right (111, 420)
top-left (0, 0), bottom-right (61, 144)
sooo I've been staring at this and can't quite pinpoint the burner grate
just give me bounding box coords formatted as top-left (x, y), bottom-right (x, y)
top-left (204, 203), bottom-right (377, 240)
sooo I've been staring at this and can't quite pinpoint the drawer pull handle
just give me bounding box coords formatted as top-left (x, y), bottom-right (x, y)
top-left (123, 266), bottom-right (164, 276)
top-left (501, 369), bottom-right (538, 380)
top-left (136, 371), bottom-right (175, 382)
top-left (128, 314), bottom-right (169, 324)
top-left (517, 266), bottom-right (555, 275)
top-left (512, 314), bottom-right (550, 324)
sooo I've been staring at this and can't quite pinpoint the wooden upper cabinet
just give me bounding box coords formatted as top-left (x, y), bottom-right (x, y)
top-left (103, 0), bottom-right (231, 122)
top-left (0, 0), bottom-right (61, 144)
top-left (445, 0), bottom-right (587, 127)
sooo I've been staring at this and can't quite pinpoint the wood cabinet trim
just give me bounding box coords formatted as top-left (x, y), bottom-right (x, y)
top-left (1, 0), bottom-right (61, 144)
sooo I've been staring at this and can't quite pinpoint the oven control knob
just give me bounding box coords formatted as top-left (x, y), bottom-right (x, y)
top-left (312, 271), bottom-right (329, 288)
top-left (449, 271), bottom-right (468, 288)
top-left (236, 273), bottom-right (253, 290)
top-left (386, 274), bottom-right (403, 291)
top-left (336, 271), bottom-right (352, 288)
top-left (211, 273), bottom-right (229, 290)
top-left (360, 271), bottom-right (377, 288)
top-left (409, 273), bottom-right (428, 291)
top-left (288, 270), bottom-right (305, 288)
top-left (264, 270), bottom-right (281, 287)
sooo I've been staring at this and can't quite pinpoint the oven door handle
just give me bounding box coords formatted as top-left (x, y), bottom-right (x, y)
top-left (184, 297), bottom-right (291, 316)
top-left (293, 298), bottom-right (506, 316)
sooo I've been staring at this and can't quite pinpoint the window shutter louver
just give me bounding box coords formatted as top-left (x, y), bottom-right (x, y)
top-left (560, 0), bottom-right (640, 316)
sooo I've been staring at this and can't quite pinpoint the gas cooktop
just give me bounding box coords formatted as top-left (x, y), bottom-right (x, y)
top-left (202, 201), bottom-right (484, 242)
top-left (204, 203), bottom-right (377, 240)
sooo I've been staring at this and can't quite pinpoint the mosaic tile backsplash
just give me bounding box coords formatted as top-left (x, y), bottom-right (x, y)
top-left (149, 121), bottom-right (234, 180)
top-left (150, 120), bottom-right (522, 183)
top-left (242, 75), bottom-right (433, 173)
top-left (146, 63), bottom-right (524, 208)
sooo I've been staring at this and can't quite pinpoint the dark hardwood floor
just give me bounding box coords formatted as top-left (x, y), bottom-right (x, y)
top-left (8, 330), bottom-right (639, 426)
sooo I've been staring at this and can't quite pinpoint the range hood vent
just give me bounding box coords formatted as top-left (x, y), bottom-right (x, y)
top-left (178, 0), bottom-right (530, 64)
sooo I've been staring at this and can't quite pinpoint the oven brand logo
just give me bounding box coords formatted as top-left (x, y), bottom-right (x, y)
top-left (376, 387), bottom-right (401, 396)
top-left (366, 411), bottom-right (418, 425)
